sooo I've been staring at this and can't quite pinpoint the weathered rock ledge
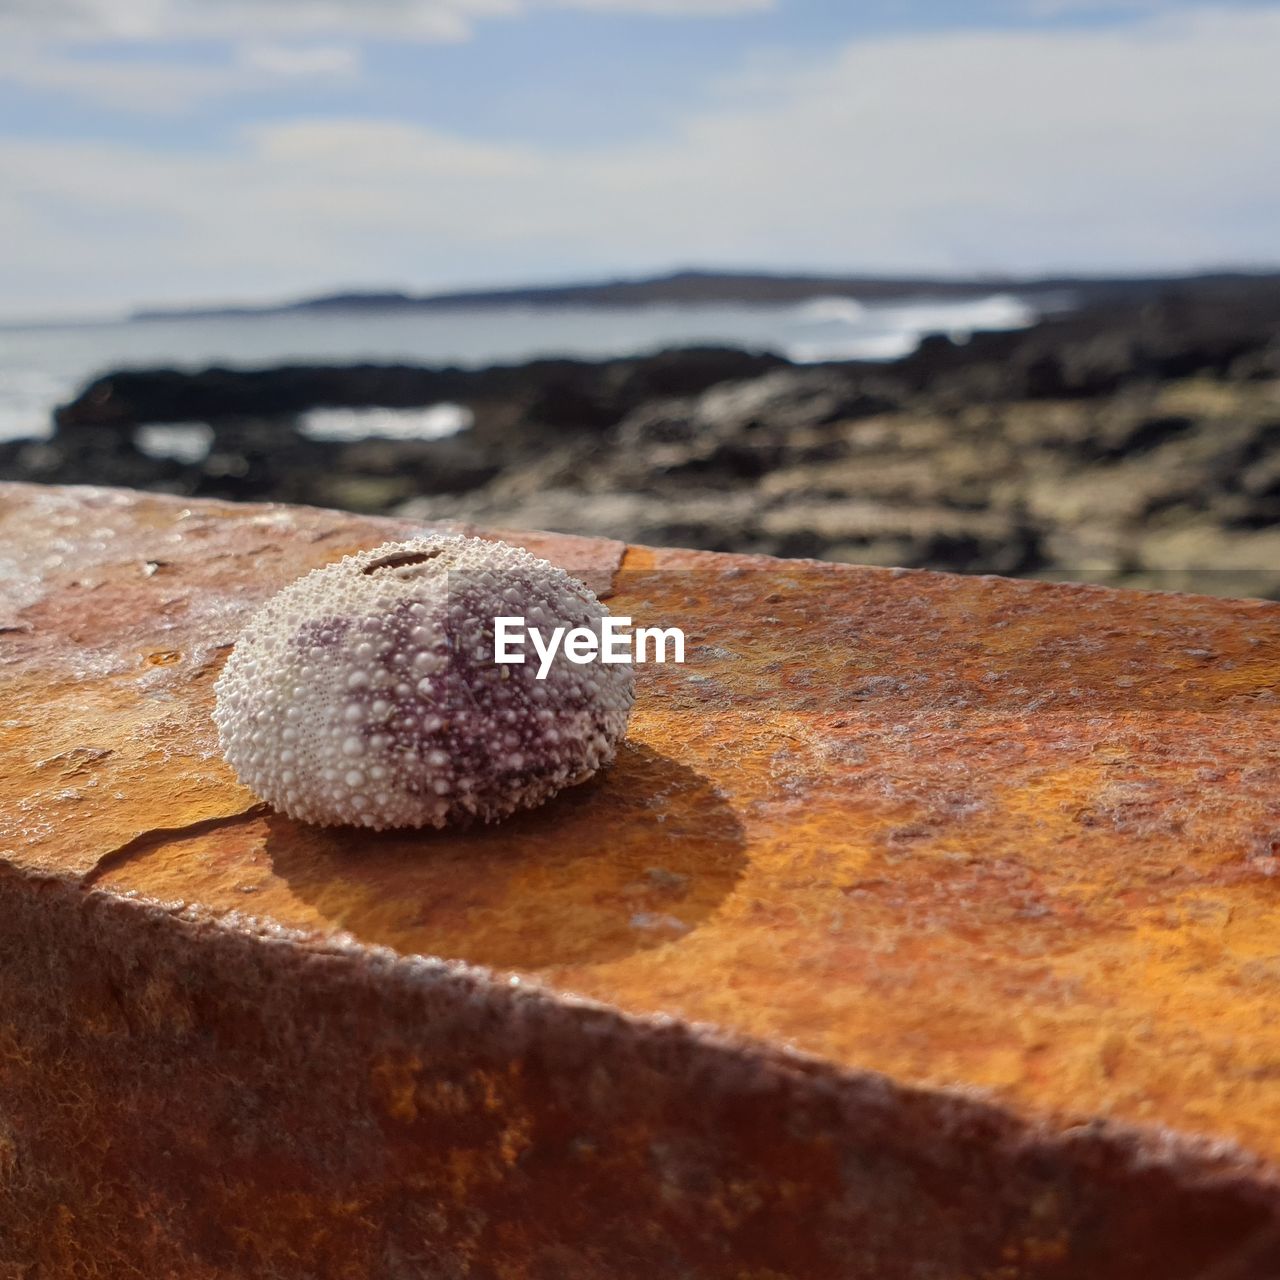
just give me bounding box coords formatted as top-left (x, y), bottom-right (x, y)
top-left (4, 482), bottom-right (1280, 1278)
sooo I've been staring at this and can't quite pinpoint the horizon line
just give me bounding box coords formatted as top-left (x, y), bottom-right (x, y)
top-left (5, 262), bottom-right (1280, 331)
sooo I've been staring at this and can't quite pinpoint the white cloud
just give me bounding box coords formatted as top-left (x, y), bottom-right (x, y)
top-left (0, 51), bottom-right (231, 110)
top-left (555, 0), bottom-right (771, 11)
top-left (0, 0), bottom-right (771, 110)
top-left (239, 44), bottom-right (363, 77)
top-left (0, 41), bottom-right (363, 111)
top-left (0, 0), bottom-right (492, 41)
top-left (1, 4), bottom-right (1277, 314)
top-left (1020, 0), bottom-right (1177, 14)
top-left (0, 0), bottom-right (768, 43)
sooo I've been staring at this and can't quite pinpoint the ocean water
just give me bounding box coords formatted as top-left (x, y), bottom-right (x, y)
top-left (0, 293), bottom-right (1037, 443)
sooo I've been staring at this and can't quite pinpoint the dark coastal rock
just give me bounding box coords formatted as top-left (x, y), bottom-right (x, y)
top-left (604, 371), bottom-right (894, 486)
top-left (53, 347), bottom-right (788, 436)
top-left (890, 279), bottom-right (1280, 403)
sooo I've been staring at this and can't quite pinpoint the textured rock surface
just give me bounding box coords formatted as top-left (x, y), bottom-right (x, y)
top-left (4, 481), bottom-right (1280, 1277)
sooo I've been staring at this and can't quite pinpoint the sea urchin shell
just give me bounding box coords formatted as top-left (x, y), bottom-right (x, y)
top-left (213, 535), bottom-right (635, 829)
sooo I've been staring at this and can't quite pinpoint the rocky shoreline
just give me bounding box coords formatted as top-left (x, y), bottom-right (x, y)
top-left (5, 274), bottom-right (1280, 596)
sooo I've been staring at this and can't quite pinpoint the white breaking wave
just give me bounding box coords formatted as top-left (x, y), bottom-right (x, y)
top-left (135, 422), bottom-right (215, 463)
top-left (784, 292), bottom-right (1035, 364)
top-left (790, 296), bottom-right (868, 324)
top-left (788, 332), bottom-right (921, 364)
top-left (130, 407), bottom-right (470, 459)
top-left (872, 292), bottom-right (1036, 335)
top-left (300, 403), bottom-right (472, 442)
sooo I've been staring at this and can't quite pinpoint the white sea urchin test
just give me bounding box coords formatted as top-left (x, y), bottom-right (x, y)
top-left (213, 535), bottom-right (635, 829)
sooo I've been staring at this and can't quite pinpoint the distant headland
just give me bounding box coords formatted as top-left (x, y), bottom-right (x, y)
top-left (129, 267), bottom-right (1280, 322)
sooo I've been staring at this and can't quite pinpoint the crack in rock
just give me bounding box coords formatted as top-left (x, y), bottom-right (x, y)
top-left (81, 803), bottom-right (269, 889)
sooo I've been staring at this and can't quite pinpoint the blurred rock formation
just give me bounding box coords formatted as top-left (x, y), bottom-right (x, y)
top-left (5, 277), bottom-right (1280, 597)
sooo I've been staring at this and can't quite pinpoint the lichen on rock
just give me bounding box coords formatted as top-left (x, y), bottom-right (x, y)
top-left (213, 534), bottom-right (634, 829)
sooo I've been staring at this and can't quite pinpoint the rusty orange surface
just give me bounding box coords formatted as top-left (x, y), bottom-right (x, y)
top-left (5, 481), bottom-right (1280, 1276)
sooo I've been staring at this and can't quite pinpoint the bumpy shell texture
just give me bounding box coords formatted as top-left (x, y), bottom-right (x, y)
top-left (213, 535), bottom-right (635, 829)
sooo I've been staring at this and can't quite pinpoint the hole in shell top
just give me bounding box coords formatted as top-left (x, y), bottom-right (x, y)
top-left (361, 547), bottom-right (448, 575)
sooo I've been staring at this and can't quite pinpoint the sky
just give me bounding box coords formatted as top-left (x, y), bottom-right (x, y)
top-left (1, 0), bottom-right (1278, 318)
